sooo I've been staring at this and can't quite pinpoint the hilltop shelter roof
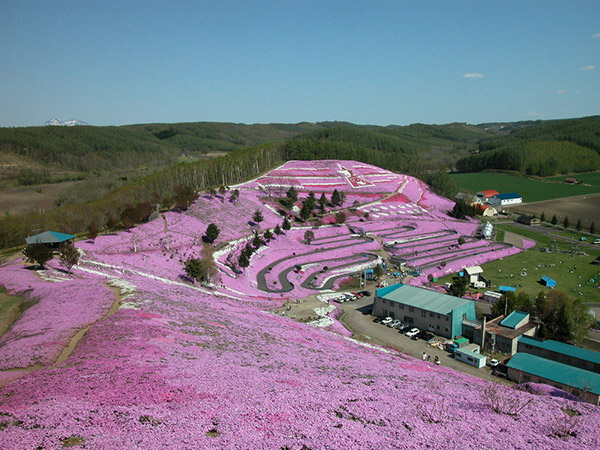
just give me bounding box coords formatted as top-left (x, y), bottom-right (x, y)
top-left (376, 283), bottom-right (473, 316)
top-left (506, 353), bottom-right (600, 395)
top-left (26, 231), bottom-right (75, 245)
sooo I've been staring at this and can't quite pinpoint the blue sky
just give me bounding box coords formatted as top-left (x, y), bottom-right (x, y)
top-left (1, 1), bottom-right (598, 127)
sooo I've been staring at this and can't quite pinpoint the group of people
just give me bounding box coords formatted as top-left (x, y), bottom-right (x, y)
top-left (422, 352), bottom-right (441, 365)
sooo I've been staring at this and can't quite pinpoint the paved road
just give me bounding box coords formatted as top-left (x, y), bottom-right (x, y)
top-left (336, 294), bottom-right (513, 385)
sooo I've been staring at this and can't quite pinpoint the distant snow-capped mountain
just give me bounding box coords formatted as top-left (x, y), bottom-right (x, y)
top-left (42, 118), bottom-right (89, 126)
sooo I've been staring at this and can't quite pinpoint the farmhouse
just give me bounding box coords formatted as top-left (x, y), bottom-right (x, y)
top-left (462, 311), bottom-right (537, 355)
top-left (25, 230), bottom-right (75, 249)
top-left (373, 283), bottom-right (476, 339)
top-left (464, 266), bottom-right (483, 284)
top-left (488, 193), bottom-right (523, 206)
top-left (505, 353), bottom-right (600, 405)
top-left (475, 190), bottom-right (499, 202)
top-left (517, 335), bottom-right (600, 374)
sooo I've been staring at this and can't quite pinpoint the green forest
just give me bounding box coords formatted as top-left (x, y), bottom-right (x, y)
top-left (1, 115), bottom-right (600, 251)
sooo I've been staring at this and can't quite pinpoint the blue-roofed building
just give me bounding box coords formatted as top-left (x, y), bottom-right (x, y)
top-left (26, 231), bottom-right (75, 248)
top-left (488, 192), bottom-right (523, 207)
top-left (373, 283), bottom-right (476, 339)
top-left (500, 311), bottom-right (529, 329)
top-left (518, 335), bottom-right (600, 374)
top-left (498, 285), bottom-right (516, 293)
top-left (505, 353), bottom-right (600, 405)
top-left (540, 276), bottom-right (556, 288)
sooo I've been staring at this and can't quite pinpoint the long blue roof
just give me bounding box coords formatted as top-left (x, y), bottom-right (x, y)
top-left (376, 283), bottom-right (474, 315)
top-left (519, 335), bottom-right (600, 365)
top-left (506, 353), bottom-right (600, 395)
top-left (495, 192), bottom-right (522, 200)
top-left (26, 230), bottom-right (75, 244)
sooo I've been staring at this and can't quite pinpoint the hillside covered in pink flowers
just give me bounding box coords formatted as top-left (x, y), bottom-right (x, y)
top-left (0, 160), bottom-right (597, 449)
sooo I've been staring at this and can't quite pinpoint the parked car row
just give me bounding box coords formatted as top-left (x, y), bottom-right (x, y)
top-left (335, 291), bottom-right (372, 303)
top-left (373, 317), bottom-right (434, 339)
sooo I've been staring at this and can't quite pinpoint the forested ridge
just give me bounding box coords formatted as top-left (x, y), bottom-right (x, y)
top-left (2, 116), bottom-right (600, 250)
top-left (457, 116), bottom-right (600, 175)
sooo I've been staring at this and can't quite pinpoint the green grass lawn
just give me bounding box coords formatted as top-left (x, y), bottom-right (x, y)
top-left (450, 172), bottom-right (600, 202)
top-left (438, 224), bottom-right (600, 301)
top-left (545, 172), bottom-right (600, 186)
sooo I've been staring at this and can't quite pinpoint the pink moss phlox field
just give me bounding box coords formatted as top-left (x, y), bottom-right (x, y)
top-left (1, 160), bottom-right (599, 448)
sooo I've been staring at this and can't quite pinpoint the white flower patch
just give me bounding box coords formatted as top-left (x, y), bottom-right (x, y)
top-left (38, 269), bottom-right (71, 283)
top-left (314, 305), bottom-right (336, 317)
top-left (316, 293), bottom-right (339, 302)
top-left (308, 317), bottom-right (334, 328)
top-left (379, 206), bottom-right (388, 210)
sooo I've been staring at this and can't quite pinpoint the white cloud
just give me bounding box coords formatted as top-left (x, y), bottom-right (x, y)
top-left (463, 72), bottom-right (484, 79)
top-left (593, 33), bottom-right (600, 38)
top-left (580, 65), bottom-right (595, 71)
top-left (556, 89), bottom-right (567, 95)
top-left (525, 112), bottom-right (546, 118)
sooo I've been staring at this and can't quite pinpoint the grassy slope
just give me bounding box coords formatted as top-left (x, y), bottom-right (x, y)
top-left (440, 223), bottom-right (600, 300)
top-left (450, 172), bottom-right (600, 202)
top-left (545, 171), bottom-right (600, 186)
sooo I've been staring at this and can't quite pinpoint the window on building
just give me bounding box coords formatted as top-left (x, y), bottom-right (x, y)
top-left (399, 304), bottom-right (404, 310)
top-left (429, 313), bottom-right (435, 318)
top-left (409, 306), bottom-right (414, 312)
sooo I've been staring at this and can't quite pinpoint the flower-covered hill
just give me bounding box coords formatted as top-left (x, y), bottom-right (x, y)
top-left (0, 160), bottom-right (595, 448)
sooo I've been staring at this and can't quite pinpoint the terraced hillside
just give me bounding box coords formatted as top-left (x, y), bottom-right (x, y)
top-left (0, 161), bottom-right (597, 448)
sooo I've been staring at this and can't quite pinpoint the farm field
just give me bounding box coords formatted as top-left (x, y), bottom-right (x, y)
top-left (511, 194), bottom-right (600, 231)
top-left (1, 161), bottom-right (599, 448)
top-left (545, 172), bottom-right (600, 186)
top-left (450, 172), bottom-right (600, 202)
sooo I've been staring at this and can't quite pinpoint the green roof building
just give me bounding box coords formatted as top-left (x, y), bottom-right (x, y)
top-left (518, 335), bottom-right (600, 374)
top-left (373, 283), bottom-right (476, 338)
top-left (506, 353), bottom-right (600, 405)
top-left (26, 231), bottom-right (75, 246)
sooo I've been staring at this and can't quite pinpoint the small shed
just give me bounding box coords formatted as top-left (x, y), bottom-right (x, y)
top-left (476, 190), bottom-right (499, 201)
top-left (455, 344), bottom-right (487, 368)
top-left (540, 276), bottom-right (556, 288)
top-left (454, 337), bottom-right (470, 348)
top-left (499, 285), bottom-right (516, 293)
top-left (565, 178), bottom-right (578, 184)
top-left (465, 266), bottom-right (484, 284)
top-left (483, 291), bottom-right (503, 302)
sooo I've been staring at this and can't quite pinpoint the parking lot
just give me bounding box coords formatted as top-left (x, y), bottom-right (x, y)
top-left (335, 293), bottom-right (513, 384)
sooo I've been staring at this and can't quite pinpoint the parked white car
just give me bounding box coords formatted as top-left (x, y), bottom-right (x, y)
top-left (405, 328), bottom-right (420, 338)
top-left (388, 319), bottom-right (401, 328)
top-left (381, 317), bottom-right (393, 326)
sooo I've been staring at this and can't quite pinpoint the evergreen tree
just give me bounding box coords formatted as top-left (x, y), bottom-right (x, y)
top-left (274, 224), bottom-right (283, 235)
top-left (242, 243), bottom-right (254, 257)
top-left (551, 214), bottom-right (558, 225)
top-left (218, 185), bottom-right (227, 196)
top-left (540, 211), bottom-right (546, 222)
top-left (300, 201), bottom-right (312, 221)
top-left (591, 222), bottom-right (596, 235)
top-left (563, 216), bottom-right (570, 228)
top-left (457, 237), bottom-right (466, 246)
top-left (576, 218), bottom-right (582, 231)
top-left (59, 242), bottom-right (80, 274)
top-left (331, 189), bottom-right (342, 206)
top-left (282, 218), bottom-right (291, 231)
top-left (286, 186), bottom-right (298, 203)
top-left (252, 232), bottom-right (263, 249)
top-left (306, 192), bottom-right (316, 210)
top-left (253, 209), bottom-right (264, 224)
top-left (229, 189), bottom-right (239, 203)
top-left (263, 229), bottom-right (273, 241)
top-left (205, 223), bottom-right (220, 243)
top-left (335, 211), bottom-right (346, 224)
top-left (373, 264), bottom-right (384, 280)
top-left (238, 252), bottom-right (250, 268)
top-left (318, 193), bottom-right (327, 210)
top-left (23, 244), bottom-right (53, 269)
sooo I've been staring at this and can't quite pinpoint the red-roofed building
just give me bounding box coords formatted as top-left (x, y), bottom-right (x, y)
top-left (476, 190), bottom-right (499, 202)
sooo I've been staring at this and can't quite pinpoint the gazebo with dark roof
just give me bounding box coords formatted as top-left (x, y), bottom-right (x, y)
top-left (25, 231), bottom-right (75, 248)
